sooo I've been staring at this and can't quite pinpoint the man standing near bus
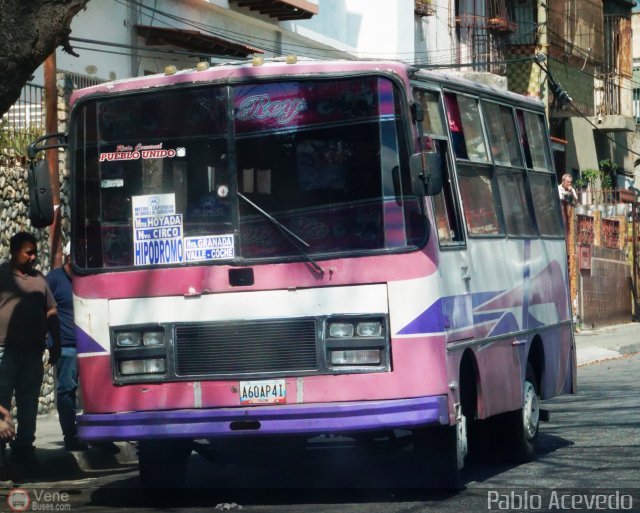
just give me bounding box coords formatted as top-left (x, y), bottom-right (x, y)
top-left (46, 242), bottom-right (88, 451)
top-left (46, 243), bottom-right (118, 454)
top-left (0, 231), bottom-right (60, 468)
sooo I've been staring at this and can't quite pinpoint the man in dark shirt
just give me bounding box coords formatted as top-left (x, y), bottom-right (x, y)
top-left (46, 242), bottom-right (88, 451)
top-left (0, 232), bottom-right (60, 467)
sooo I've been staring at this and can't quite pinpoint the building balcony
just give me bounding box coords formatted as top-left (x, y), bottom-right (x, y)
top-left (487, 17), bottom-right (517, 32)
top-left (415, 0), bottom-right (435, 16)
top-left (229, 0), bottom-right (318, 20)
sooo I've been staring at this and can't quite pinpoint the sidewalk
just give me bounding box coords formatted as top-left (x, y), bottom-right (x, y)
top-left (1, 415), bottom-right (138, 487)
top-left (2, 322), bottom-right (640, 487)
top-left (574, 321), bottom-right (640, 366)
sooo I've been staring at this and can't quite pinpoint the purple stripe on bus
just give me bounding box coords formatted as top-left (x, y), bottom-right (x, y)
top-left (522, 239), bottom-right (532, 330)
top-left (487, 312), bottom-right (520, 337)
top-left (76, 327), bottom-right (107, 354)
top-left (398, 291), bottom-right (505, 335)
top-left (77, 396), bottom-right (448, 441)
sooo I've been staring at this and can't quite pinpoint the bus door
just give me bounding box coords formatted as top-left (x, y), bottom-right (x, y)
top-left (413, 85), bottom-right (472, 343)
top-left (432, 137), bottom-right (474, 343)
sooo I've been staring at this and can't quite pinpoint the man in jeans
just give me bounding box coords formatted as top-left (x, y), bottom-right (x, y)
top-left (46, 243), bottom-right (117, 454)
top-left (46, 242), bottom-right (87, 451)
top-left (0, 232), bottom-right (61, 467)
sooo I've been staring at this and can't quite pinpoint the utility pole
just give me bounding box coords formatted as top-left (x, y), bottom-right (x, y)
top-left (537, 1), bottom-right (549, 117)
top-left (44, 53), bottom-right (61, 269)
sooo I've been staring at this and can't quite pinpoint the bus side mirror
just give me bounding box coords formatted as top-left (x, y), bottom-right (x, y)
top-left (410, 152), bottom-right (443, 196)
top-left (28, 159), bottom-right (54, 228)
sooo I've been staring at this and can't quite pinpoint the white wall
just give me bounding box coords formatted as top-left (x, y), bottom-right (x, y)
top-left (416, 0), bottom-right (454, 66)
top-left (32, 0), bottom-right (417, 86)
top-left (291, 0), bottom-right (416, 61)
top-left (57, 0), bottom-right (132, 82)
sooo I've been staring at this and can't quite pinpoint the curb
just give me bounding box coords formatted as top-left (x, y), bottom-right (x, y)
top-left (576, 342), bottom-right (640, 367)
top-left (0, 442), bottom-right (137, 487)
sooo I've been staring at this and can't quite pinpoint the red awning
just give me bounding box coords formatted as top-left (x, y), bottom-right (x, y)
top-left (231, 0), bottom-right (318, 20)
top-left (135, 25), bottom-right (263, 58)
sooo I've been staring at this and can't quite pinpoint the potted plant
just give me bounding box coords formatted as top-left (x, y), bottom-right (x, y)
top-left (573, 176), bottom-right (588, 204)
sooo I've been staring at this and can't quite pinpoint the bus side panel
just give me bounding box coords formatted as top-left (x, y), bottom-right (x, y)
top-left (396, 237), bottom-right (574, 420)
top-left (540, 322), bottom-right (575, 399)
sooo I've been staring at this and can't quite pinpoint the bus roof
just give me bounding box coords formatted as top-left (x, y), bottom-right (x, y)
top-left (411, 68), bottom-right (544, 110)
top-left (70, 58), bottom-right (543, 111)
top-left (69, 59), bottom-right (410, 105)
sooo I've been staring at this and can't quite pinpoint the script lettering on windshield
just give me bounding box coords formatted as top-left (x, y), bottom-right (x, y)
top-left (236, 94), bottom-right (307, 125)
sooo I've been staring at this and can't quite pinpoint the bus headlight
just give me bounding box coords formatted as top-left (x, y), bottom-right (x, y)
top-left (356, 321), bottom-right (382, 337)
top-left (113, 326), bottom-right (167, 382)
top-left (115, 328), bottom-right (165, 347)
top-left (330, 349), bottom-right (381, 365)
top-left (116, 332), bottom-right (141, 347)
top-left (120, 358), bottom-right (166, 375)
top-left (328, 322), bottom-right (355, 337)
top-left (142, 331), bottom-right (165, 346)
top-left (325, 316), bottom-right (388, 369)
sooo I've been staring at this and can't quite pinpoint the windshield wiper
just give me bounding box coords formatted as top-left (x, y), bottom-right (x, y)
top-left (237, 192), bottom-right (324, 275)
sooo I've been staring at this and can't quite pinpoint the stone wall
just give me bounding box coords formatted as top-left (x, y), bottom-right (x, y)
top-left (580, 245), bottom-right (632, 328)
top-left (0, 155), bottom-right (57, 417)
top-left (572, 204), bottom-right (634, 329)
top-left (0, 73), bottom-right (74, 417)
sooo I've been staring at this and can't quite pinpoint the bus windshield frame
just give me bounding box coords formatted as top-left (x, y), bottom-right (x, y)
top-left (70, 75), bottom-right (426, 271)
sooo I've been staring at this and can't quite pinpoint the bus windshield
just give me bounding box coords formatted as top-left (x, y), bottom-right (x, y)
top-left (71, 76), bottom-right (424, 270)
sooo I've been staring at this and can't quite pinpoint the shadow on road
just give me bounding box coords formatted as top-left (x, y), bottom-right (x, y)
top-left (87, 431), bottom-right (575, 509)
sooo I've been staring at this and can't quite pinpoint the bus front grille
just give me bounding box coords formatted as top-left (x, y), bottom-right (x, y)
top-left (174, 318), bottom-right (318, 376)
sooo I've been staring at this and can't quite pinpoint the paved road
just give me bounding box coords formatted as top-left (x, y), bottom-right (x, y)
top-left (2, 347), bottom-right (639, 512)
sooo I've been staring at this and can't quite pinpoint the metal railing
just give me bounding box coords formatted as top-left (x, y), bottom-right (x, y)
top-left (1, 83), bottom-right (45, 135)
top-left (576, 188), bottom-right (637, 206)
top-left (59, 70), bottom-right (107, 92)
top-left (0, 83), bottom-right (45, 159)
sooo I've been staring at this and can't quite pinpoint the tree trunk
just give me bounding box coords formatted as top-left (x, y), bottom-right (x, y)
top-left (0, 0), bottom-right (90, 117)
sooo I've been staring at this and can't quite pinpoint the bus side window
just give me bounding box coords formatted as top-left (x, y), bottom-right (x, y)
top-left (432, 140), bottom-right (464, 244)
top-left (529, 172), bottom-right (564, 236)
top-left (483, 102), bottom-right (523, 168)
top-left (495, 168), bottom-right (537, 237)
top-left (445, 93), bottom-right (488, 163)
top-left (412, 89), bottom-right (464, 245)
top-left (457, 162), bottom-right (503, 236)
top-left (519, 110), bottom-right (552, 170)
top-left (444, 93), bottom-right (467, 159)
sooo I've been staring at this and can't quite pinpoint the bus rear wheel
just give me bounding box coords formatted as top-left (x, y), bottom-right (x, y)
top-left (496, 363), bottom-right (540, 462)
top-left (414, 417), bottom-right (466, 490)
top-left (138, 439), bottom-right (193, 489)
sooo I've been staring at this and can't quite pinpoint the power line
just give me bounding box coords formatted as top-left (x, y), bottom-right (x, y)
top-left (69, 37), bottom-right (238, 60)
top-left (80, 1), bottom-right (640, 109)
top-left (537, 57), bottom-right (640, 160)
top-left (566, 101), bottom-right (640, 160)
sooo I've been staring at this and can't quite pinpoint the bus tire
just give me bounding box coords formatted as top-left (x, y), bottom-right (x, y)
top-left (414, 421), bottom-right (465, 490)
top-left (138, 439), bottom-right (193, 489)
top-left (498, 363), bottom-right (540, 462)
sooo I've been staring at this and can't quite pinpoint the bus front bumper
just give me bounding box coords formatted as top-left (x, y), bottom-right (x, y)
top-left (77, 396), bottom-right (449, 442)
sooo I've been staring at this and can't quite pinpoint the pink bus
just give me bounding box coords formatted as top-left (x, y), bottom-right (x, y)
top-left (28, 59), bottom-right (575, 488)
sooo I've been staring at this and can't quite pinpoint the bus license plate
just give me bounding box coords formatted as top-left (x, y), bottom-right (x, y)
top-left (239, 379), bottom-right (286, 405)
